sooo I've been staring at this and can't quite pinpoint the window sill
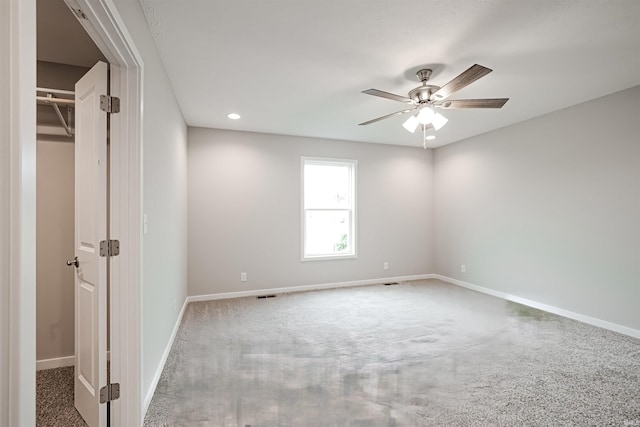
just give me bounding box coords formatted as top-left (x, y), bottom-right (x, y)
top-left (301, 254), bottom-right (358, 262)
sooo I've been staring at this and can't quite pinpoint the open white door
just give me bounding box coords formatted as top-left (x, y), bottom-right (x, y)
top-left (73, 61), bottom-right (108, 427)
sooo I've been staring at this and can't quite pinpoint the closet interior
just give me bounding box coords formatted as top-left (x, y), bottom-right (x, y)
top-left (36, 0), bottom-right (107, 425)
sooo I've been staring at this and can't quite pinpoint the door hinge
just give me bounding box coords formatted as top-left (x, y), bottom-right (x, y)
top-left (100, 239), bottom-right (120, 257)
top-left (100, 383), bottom-right (120, 403)
top-left (100, 95), bottom-right (120, 113)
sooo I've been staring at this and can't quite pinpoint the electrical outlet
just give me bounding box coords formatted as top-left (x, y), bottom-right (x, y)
top-left (240, 272), bottom-right (247, 282)
top-left (383, 262), bottom-right (389, 271)
top-left (460, 264), bottom-right (466, 273)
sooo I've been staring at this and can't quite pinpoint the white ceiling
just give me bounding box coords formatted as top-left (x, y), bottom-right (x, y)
top-left (40, 0), bottom-right (640, 148)
top-left (139, 0), bottom-right (640, 147)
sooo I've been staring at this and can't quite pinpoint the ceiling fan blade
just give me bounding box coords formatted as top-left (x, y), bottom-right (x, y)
top-left (438, 98), bottom-right (509, 109)
top-left (362, 89), bottom-right (415, 104)
top-left (358, 108), bottom-right (416, 126)
top-left (430, 64), bottom-right (493, 101)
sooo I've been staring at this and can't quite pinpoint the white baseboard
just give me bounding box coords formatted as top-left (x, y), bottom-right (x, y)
top-left (433, 274), bottom-right (640, 340)
top-left (36, 351), bottom-right (112, 371)
top-left (143, 297), bottom-right (189, 417)
top-left (186, 274), bottom-right (435, 304)
top-left (36, 355), bottom-right (74, 371)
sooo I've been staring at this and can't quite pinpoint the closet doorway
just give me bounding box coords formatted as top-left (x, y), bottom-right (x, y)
top-left (36, 1), bottom-right (110, 425)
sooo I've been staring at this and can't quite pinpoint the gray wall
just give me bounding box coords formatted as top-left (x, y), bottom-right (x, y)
top-left (433, 85), bottom-right (640, 331)
top-left (35, 61), bottom-right (87, 363)
top-left (188, 128), bottom-right (434, 296)
top-left (111, 0), bottom-right (189, 404)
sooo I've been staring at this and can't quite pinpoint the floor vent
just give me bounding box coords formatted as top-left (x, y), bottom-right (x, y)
top-left (384, 282), bottom-right (400, 286)
top-left (257, 294), bottom-right (277, 299)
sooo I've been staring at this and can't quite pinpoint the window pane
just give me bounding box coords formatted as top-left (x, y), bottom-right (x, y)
top-left (304, 163), bottom-right (351, 209)
top-left (302, 157), bottom-right (356, 261)
top-left (304, 210), bottom-right (352, 257)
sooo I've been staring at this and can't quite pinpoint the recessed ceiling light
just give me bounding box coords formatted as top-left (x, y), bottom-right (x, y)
top-left (227, 113), bottom-right (241, 120)
top-left (425, 135), bottom-right (436, 140)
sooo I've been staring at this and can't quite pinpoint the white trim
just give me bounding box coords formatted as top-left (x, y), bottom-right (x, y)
top-left (301, 253), bottom-right (358, 262)
top-left (3, 0), bottom-right (37, 425)
top-left (36, 351), bottom-right (112, 371)
top-left (187, 274), bottom-right (434, 303)
top-left (301, 156), bottom-right (358, 261)
top-left (142, 298), bottom-right (188, 416)
top-left (433, 274), bottom-right (640, 340)
top-left (36, 355), bottom-right (75, 371)
top-left (63, 1), bottom-right (144, 426)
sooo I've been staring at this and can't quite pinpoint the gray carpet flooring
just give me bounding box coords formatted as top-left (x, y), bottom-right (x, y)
top-left (36, 366), bottom-right (87, 427)
top-left (143, 279), bottom-right (640, 426)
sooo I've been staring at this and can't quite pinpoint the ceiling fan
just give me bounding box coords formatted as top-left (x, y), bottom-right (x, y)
top-left (359, 64), bottom-right (509, 143)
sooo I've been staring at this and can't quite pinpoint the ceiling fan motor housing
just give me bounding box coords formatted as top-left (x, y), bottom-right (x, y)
top-left (409, 84), bottom-right (440, 103)
top-left (409, 69), bottom-right (440, 103)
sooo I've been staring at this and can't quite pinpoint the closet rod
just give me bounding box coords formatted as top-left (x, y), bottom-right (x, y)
top-left (36, 96), bottom-right (75, 106)
top-left (36, 87), bottom-right (75, 137)
top-left (36, 87), bottom-right (75, 106)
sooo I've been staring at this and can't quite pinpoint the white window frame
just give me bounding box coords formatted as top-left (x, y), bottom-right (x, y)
top-left (301, 156), bottom-right (357, 261)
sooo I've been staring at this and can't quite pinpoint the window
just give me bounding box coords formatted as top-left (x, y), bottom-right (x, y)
top-left (302, 157), bottom-right (357, 260)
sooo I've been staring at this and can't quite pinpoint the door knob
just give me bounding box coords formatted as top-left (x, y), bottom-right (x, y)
top-left (66, 256), bottom-right (79, 268)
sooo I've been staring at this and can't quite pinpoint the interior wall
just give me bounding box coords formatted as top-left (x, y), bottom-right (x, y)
top-left (37, 60), bottom-right (89, 88)
top-left (36, 140), bottom-right (74, 361)
top-left (188, 128), bottom-right (434, 296)
top-left (433, 85), bottom-right (640, 331)
top-left (111, 0), bottom-right (189, 406)
top-left (35, 61), bottom-right (88, 364)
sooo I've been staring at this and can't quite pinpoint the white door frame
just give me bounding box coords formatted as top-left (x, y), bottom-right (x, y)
top-left (2, 0), bottom-right (144, 425)
top-left (1, 0), bottom-right (37, 425)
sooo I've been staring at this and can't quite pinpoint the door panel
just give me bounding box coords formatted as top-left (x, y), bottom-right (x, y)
top-left (74, 60), bottom-right (108, 427)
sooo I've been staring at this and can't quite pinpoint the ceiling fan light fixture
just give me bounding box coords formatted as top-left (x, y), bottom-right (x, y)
top-left (416, 107), bottom-right (435, 125)
top-left (227, 113), bottom-right (241, 120)
top-left (425, 135), bottom-right (436, 141)
top-left (432, 112), bottom-right (448, 130)
top-left (402, 115), bottom-right (419, 133)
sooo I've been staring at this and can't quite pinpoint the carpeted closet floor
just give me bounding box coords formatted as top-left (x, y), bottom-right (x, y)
top-left (143, 279), bottom-right (640, 426)
top-left (36, 366), bottom-right (87, 427)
